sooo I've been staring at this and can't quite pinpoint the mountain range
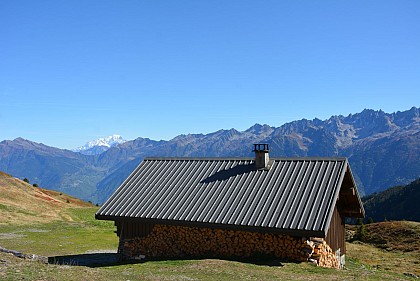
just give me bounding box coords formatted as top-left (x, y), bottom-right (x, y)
top-left (72, 134), bottom-right (127, 155)
top-left (0, 107), bottom-right (419, 203)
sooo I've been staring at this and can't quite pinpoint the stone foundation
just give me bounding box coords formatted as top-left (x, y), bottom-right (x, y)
top-left (122, 224), bottom-right (340, 269)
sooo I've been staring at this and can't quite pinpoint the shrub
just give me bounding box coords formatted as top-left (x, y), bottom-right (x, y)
top-left (355, 222), bottom-right (367, 242)
top-left (23, 178), bottom-right (30, 184)
top-left (33, 183), bottom-right (39, 187)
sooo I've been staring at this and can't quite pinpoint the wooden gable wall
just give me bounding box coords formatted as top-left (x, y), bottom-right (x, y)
top-left (325, 206), bottom-right (346, 254)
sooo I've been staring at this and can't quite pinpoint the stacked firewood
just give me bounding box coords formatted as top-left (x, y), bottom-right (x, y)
top-left (122, 224), bottom-right (333, 263)
top-left (309, 237), bottom-right (340, 269)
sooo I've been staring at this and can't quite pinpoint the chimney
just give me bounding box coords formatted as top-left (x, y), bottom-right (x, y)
top-left (253, 143), bottom-right (270, 170)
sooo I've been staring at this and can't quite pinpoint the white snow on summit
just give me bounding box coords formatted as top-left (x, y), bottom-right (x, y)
top-left (73, 134), bottom-right (127, 154)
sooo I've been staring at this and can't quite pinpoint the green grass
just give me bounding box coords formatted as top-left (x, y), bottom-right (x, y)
top-left (1, 252), bottom-right (414, 281)
top-left (67, 207), bottom-right (115, 228)
top-left (0, 209), bottom-right (418, 281)
top-left (0, 203), bottom-right (36, 216)
top-left (0, 207), bottom-right (118, 256)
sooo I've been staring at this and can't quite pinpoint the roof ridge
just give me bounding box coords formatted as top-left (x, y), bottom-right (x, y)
top-left (143, 157), bottom-right (348, 161)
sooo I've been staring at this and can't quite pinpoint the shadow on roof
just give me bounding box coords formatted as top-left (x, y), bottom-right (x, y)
top-left (200, 163), bottom-right (256, 184)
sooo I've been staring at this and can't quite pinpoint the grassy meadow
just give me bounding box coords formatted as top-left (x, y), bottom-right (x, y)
top-left (0, 207), bottom-right (419, 281)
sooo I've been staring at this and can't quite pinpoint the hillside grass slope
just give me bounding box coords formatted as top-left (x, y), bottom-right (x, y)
top-left (0, 171), bottom-right (92, 224)
top-left (347, 221), bottom-right (420, 277)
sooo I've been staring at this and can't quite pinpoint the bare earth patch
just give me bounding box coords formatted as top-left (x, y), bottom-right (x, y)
top-left (0, 233), bottom-right (26, 239)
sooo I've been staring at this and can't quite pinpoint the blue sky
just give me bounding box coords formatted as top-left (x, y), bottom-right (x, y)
top-left (1, 1), bottom-right (419, 149)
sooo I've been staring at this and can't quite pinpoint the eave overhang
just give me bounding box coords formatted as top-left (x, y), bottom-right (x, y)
top-left (95, 214), bottom-right (327, 238)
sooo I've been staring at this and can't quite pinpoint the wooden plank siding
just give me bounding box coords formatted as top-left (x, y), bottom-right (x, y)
top-left (325, 206), bottom-right (345, 254)
top-left (115, 221), bottom-right (154, 239)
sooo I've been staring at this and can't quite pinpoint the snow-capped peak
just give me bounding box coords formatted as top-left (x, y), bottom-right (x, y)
top-left (73, 134), bottom-right (127, 155)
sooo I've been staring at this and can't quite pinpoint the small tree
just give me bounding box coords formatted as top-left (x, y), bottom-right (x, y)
top-left (355, 221), bottom-right (367, 242)
top-left (23, 178), bottom-right (30, 184)
top-left (33, 183), bottom-right (38, 187)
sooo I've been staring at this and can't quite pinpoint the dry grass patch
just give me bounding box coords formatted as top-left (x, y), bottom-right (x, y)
top-left (347, 242), bottom-right (420, 277)
top-left (346, 221), bottom-right (420, 278)
top-left (0, 172), bottom-right (92, 224)
top-left (364, 221), bottom-right (420, 252)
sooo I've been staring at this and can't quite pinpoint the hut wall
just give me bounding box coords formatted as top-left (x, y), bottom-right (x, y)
top-left (325, 206), bottom-right (346, 254)
top-left (120, 224), bottom-right (340, 268)
top-left (115, 221), bottom-right (154, 253)
top-left (115, 221), bottom-right (155, 239)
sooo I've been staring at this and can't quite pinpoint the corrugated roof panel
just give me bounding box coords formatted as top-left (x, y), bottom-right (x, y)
top-left (269, 161), bottom-right (298, 228)
top-left (127, 159), bottom-right (173, 216)
top-left (149, 160), bottom-right (198, 219)
top-left (294, 161), bottom-right (322, 230)
top-left (279, 160), bottom-right (309, 228)
top-left (304, 161), bottom-right (329, 231)
top-left (309, 160), bottom-right (340, 231)
top-left (225, 170), bottom-right (255, 225)
top-left (211, 161), bottom-right (253, 224)
top-left (96, 157), bottom-right (361, 236)
top-left (156, 160), bottom-right (196, 219)
top-left (199, 162), bottom-right (232, 223)
top-left (108, 160), bottom-right (158, 216)
top-left (319, 160), bottom-right (347, 231)
top-left (231, 171), bottom-right (259, 225)
top-left (243, 168), bottom-right (275, 226)
top-left (128, 160), bottom-right (181, 217)
top-left (180, 161), bottom-right (216, 221)
top-left (203, 162), bottom-right (236, 222)
top-left (162, 160), bottom-right (205, 220)
top-left (251, 161), bottom-right (284, 226)
top-left (181, 161), bottom-right (218, 221)
top-left (286, 161), bottom-right (313, 229)
top-left (206, 161), bottom-right (243, 223)
top-left (256, 161), bottom-right (287, 227)
top-left (187, 161), bottom-right (225, 222)
top-left (127, 160), bottom-right (175, 217)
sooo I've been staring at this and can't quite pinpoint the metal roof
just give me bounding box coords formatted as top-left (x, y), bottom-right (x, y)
top-left (96, 157), bottom-right (364, 237)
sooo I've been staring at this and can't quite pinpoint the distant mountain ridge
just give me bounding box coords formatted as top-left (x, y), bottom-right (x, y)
top-left (363, 178), bottom-right (420, 222)
top-left (0, 107), bottom-right (419, 203)
top-left (73, 134), bottom-right (127, 155)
